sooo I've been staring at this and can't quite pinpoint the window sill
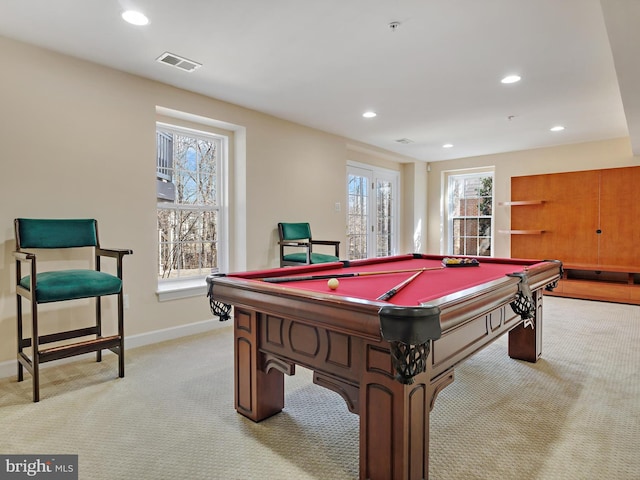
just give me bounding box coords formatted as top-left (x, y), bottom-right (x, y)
top-left (156, 278), bottom-right (208, 302)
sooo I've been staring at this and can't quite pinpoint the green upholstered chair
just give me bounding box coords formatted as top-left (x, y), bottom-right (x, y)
top-left (278, 222), bottom-right (340, 267)
top-left (13, 218), bottom-right (132, 402)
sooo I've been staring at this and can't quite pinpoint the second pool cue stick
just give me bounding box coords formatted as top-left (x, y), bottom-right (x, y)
top-left (263, 266), bottom-right (443, 283)
top-left (376, 269), bottom-right (424, 301)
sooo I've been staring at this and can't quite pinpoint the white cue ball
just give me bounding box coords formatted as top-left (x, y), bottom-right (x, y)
top-left (327, 278), bottom-right (339, 290)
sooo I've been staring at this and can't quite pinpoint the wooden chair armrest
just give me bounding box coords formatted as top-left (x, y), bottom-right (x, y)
top-left (96, 248), bottom-right (132, 279)
top-left (13, 251), bottom-right (36, 262)
top-left (310, 240), bottom-right (340, 257)
top-left (96, 248), bottom-right (133, 259)
top-left (311, 240), bottom-right (340, 246)
top-left (14, 251), bottom-right (37, 295)
top-left (279, 241), bottom-right (310, 247)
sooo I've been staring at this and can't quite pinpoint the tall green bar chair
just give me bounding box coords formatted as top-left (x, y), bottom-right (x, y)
top-left (13, 218), bottom-right (132, 402)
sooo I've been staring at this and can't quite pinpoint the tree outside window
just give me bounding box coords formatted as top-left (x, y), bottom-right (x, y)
top-left (156, 125), bottom-right (222, 280)
top-left (347, 165), bottom-right (398, 260)
top-left (448, 173), bottom-right (493, 256)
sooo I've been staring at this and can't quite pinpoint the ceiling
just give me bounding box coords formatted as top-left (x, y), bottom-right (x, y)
top-left (1, 0), bottom-right (638, 162)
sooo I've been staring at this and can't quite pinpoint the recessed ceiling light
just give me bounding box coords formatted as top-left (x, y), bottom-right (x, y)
top-left (501, 75), bottom-right (521, 84)
top-left (550, 125), bottom-right (565, 132)
top-left (122, 10), bottom-right (149, 26)
top-left (362, 111), bottom-right (377, 118)
top-left (442, 143), bottom-right (454, 148)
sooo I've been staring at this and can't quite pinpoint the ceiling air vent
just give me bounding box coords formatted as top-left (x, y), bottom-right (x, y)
top-left (156, 52), bottom-right (202, 72)
top-left (395, 138), bottom-right (413, 144)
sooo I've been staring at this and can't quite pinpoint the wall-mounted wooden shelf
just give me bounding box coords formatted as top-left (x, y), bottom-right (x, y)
top-left (499, 200), bottom-right (545, 206)
top-left (499, 230), bottom-right (545, 234)
top-left (510, 166), bottom-right (640, 305)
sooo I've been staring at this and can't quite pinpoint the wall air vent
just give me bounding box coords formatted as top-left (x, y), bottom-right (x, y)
top-left (395, 138), bottom-right (413, 144)
top-left (156, 52), bottom-right (202, 72)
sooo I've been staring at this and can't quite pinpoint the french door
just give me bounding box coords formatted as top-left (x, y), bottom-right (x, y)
top-left (347, 164), bottom-right (398, 260)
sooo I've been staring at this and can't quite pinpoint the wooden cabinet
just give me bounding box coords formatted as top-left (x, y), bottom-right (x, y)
top-left (510, 166), bottom-right (640, 304)
top-left (511, 170), bottom-right (600, 264)
top-left (598, 167), bottom-right (640, 265)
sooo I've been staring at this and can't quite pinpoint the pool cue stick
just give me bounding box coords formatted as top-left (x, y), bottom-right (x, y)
top-left (376, 269), bottom-right (424, 301)
top-left (263, 266), bottom-right (443, 283)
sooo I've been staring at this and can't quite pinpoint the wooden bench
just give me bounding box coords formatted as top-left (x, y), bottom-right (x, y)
top-left (545, 263), bottom-right (640, 304)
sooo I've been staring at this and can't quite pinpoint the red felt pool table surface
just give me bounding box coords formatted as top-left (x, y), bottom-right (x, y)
top-left (224, 254), bottom-right (546, 311)
top-left (255, 255), bottom-right (543, 305)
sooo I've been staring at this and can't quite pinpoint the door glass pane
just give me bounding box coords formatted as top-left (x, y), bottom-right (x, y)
top-left (348, 174), bottom-right (368, 260)
top-left (376, 179), bottom-right (393, 257)
top-left (348, 167), bottom-right (398, 260)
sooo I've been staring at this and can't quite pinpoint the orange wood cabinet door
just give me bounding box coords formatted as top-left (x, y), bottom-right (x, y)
top-left (511, 170), bottom-right (600, 264)
top-left (598, 166), bottom-right (640, 266)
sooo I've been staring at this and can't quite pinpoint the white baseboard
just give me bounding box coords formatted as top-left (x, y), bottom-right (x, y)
top-left (126, 317), bottom-right (231, 349)
top-left (0, 317), bottom-right (232, 380)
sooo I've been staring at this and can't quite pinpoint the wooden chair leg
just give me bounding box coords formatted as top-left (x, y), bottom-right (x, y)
top-left (118, 293), bottom-right (125, 378)
top-left (16, 296), bottom-right (24, 382)
top-left (15, 293), bottom-right (125, 401)
top-left (96, 296), bottom-right (102, 363)
top-left (32, 302), bottom-right (40, 403)
top-left (32, 352), bottom-right (40, 403)
top-left (118, 341), bottom-right (125, 378)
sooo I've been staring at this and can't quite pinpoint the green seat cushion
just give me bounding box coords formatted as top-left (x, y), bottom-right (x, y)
top-left (20, 269), bottom-right (122, 303)
top-left (283, 252), bottom-right (339, 264)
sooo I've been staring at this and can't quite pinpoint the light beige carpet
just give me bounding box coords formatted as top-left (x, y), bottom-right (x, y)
top-left (0, 296), bottom-right (638, 479)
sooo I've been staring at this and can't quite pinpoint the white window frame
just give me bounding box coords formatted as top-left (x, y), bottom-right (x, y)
top-left (443, 168), bottom-right (494, 256)
top-left (156, 122), bottom-right (229, 301)
top-left (347, 162), bottom-right (399, 259)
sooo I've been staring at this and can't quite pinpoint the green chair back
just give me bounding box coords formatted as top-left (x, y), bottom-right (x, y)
top-left (280, 222), bottom-right (312, 241)
top-left (16, 218), bottom-right (98, 249)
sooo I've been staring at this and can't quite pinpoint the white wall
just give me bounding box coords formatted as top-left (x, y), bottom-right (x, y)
top-left (0, 36), bottom-right (416, 367)
top-left (426, 137), bottom-right (638, 257)
top-left (1, 34), bottom-right (637, 371)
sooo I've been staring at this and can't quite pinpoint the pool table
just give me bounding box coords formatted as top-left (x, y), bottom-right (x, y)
top-left (206, 254), bottom-right (561, 480)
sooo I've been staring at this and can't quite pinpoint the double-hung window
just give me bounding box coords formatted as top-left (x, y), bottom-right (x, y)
top-left (156, 123), bottom-right (225, 283)
top-left (447, 172), bottom-right (493, 256)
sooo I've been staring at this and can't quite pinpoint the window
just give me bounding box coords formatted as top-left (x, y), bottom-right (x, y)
top-left (347, 164), bottom-right (399, 260)
top-left (156, 123), bottom-right (226, 281)
top-left (447, 172), bottom-right (493, 256)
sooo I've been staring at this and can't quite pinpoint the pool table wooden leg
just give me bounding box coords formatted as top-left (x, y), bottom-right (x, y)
top-left (508, 289), bottom-right (544, 362)
top-left (233, 307), bottom-right (285, 421)
top-left (359, 341), bottom-right (433, 480)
